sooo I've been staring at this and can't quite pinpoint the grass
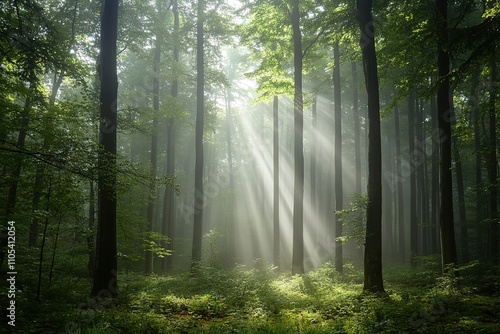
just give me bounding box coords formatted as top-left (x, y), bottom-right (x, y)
top-left (2, 258), bottom-right (500, 333)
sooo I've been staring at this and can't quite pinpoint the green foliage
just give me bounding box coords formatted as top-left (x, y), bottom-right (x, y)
top-left (143, 231), bottom-right (172, 259)
top-left (483, 2), bottom-right (500, 19)
top-left (335, 193), bottom-right (368, 247)
top-left (5, 262), bottom-right (497, 334)
top-left (203, 229), bottom-right (223, 267)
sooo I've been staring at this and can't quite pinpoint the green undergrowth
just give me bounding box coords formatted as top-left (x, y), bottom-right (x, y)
top-left (4, 258), bottom-right (500, 333)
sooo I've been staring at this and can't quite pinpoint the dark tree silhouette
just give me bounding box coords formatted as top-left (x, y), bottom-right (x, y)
top-left (291, 0), bottom-right (304, 275)
top-left (92, 0), bottom-right (119, 297)
top-left (273, 96), bottom-right (280, 268)
top-left (436, 0), bottom-right (457, 270)
top-left (333, 43), bottom-right (343, 273)
top-left (357, 0), bottom-right (385, 294)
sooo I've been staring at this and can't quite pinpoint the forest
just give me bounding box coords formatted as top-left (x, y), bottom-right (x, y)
top-left (0, 0), bottom-right (500, 333)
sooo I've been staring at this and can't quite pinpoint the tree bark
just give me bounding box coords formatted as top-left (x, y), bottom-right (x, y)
top-left (436, 0), bottom-right (458, 270)
top-left (450, 87), bottom-right (469, 263)
top-left (91, 0), bottom-right (119, 297)
top-left (357, 0), bottom-right (385, 294)
top-left (471, 67), bottom-right (484, 259)
top-left (352, 62), bottom-right (362, 195)
top-left (394, 103), bottom-right (405, 262)
top-left (146, 9), bottom-right (162, 274)
top-left (488, 50), bottom-right (498, 263)
top-left (430, 93), bottom-right (440, 254)
top-left (162, 0), bottom-right (179, 272)
top-left (291, 0), bottom-right (304, 275)
top-left (36, 180), bottom-right (51, 300)
top-left (382, 118), bottom-right (393, 262)
top-left (311, 97), bottom-right (320, 262)
top-left (416, 99), bottom-right (427, 256)
top-left (408, 91), bottom-right (418, 265)
top-left (333, 43), bottom-right (343, 273)
top-left (88, 180), bottom-right (95, 278)
top-left (273, 96), bottom-right (280, 268)
top-left (191, 0), bottom-right (205, 268)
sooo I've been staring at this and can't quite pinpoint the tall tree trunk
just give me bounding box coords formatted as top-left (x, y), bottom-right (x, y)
top-left (223, 83), bottom-right (235, 266)
top-left (436, 0), bottom-right (458, 270)
top-left (146, 10), bottom-right (162, 274)
top-left (430, 93), bottom-right (440, 254)
top-left (472, 67), bottom-right (484, 259)
top-left (422, 99), bottom-right (433, 255)
top-left (450, 87), bottom-right (469, 263)
top-left (311, 97), bottom-right (320, 262)
top-left (408, 91), bottom-right (418, 265)
top-left (416, 98), bottom-right (427, 256)
top-left (333, 43), bottom-right (343, 273)
top-left (394, 103), bottom-right (405, 262)
top-left (191, 0), bottom-right (205, 268)
top-left (49, 215), bottom-right (62, 287)
top-left (357, 0), bottom-right (385, 294)
top-left (291, 0), bottom-right (304, 275)
top-left (382, 118), bottom-right (394, 262)
top-left (36, 179), bottom-right (51, 300)
top-left (273, 96), bottom-right (280, 268)
top-left (163, 0), bottom-right (179, 272)
top-left (352, 62), bottom-right (362, 195)
top-left (488, 50), bottom-right (498, 263)
top-left (91, 0), bottom-right (119, 297)
top-left (88, 180), bottom-right (95, 278)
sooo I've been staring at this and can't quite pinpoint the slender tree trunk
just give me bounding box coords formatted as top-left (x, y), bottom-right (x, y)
top-left (357, 0), bottom-right (385, 294)
top-left (49, 215), bottom-right (62, 287)
top-left (6, 85), bottom-right (33, 219)
top-left (352, 62), bottom-right (362, 195)
top-left (146, 11), bottom-right (162, 274)
top-left (88, 180), bottom-right (95, 278)
top-left (430, 94), bottom-right (440, 254)
top-left (92, 0), bottom-right (119, 297)
top-left (36, 179), bottom-right (51, 300)
top-left (224, 90), bottom-right (235, 264)
top-left (450, 88), bottom-right (469, 263)
top-left (291, 0), bottom-right (304, 275)
top-left (394, 103), bottom-right (405, 262)
top-left (382, 118), bottom-right (394, 262)
top-left (421, 100), bottom-right (430, 255)
top-left (436, 0), bottom-right (458, 270)
top-left (472, 67), bottom-right (484, 259)
top-left (311, 97), bottom-right (320, 262)
top-left (408, 91), bottom-right (418, 265)
top-left (273, 96), bottom-right (280, 268)
top-left (416, 99), bottom-right (427, 256)
top-left (191, 0), bottom-right (205, 268)
top-left (333, 43), bottom-right (343, 273)
top-left (488, 50), bottom-right (498, 263)
top-left (163, 0), bottom-right (179, 272)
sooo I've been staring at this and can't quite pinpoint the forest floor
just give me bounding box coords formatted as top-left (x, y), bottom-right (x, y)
top-left (2, 257), bottom-right (500, 333)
